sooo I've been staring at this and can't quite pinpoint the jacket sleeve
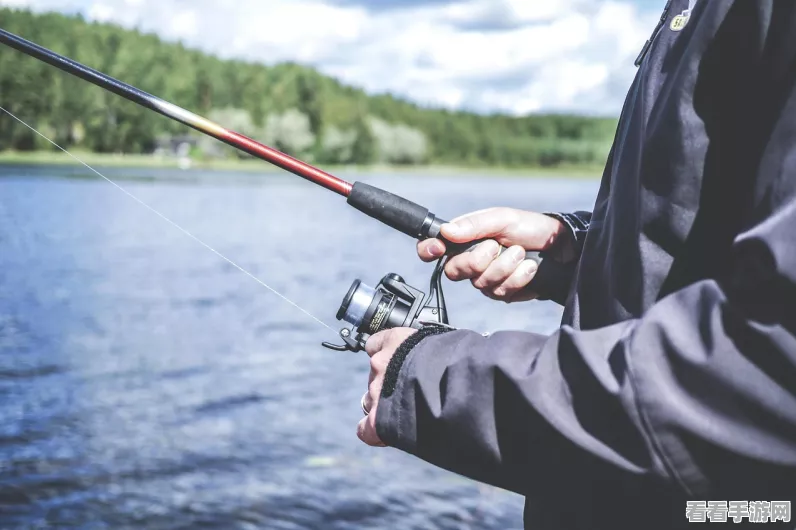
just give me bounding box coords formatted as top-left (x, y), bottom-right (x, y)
top-left (375, 200), bottom-right (796, 501)
top-left (528, 211), bottom-right (592, 305)
top-left (374, 1), bottom-right (796, 498)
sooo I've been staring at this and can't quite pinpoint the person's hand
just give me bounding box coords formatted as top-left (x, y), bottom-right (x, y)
top-left (357, 327), bottom-right (418, 447)
top-left (416, 208), bottom-right (566, 302)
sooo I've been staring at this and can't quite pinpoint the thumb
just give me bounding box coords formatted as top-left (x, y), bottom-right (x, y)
top-left (440, 207), bottom-right (518, 243)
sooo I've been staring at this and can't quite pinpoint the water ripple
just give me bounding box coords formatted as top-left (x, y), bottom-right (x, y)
top-left (193, 393), bottom-right (272, 415)
top-left (0, 169), bottom-right (593, 529)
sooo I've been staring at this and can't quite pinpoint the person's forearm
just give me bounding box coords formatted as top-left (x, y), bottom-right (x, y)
top-left (375, 322), bottom-right (658, 496)
top-left (375, 196), bottom-right (796, 499)
top-left (375, 274), bottom-right (796, 501)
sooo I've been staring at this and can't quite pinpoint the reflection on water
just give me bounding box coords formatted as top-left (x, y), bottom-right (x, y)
top-left (0, 166), bottom-right (598, 529)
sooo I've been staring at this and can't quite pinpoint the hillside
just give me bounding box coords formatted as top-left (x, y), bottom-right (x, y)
top-left (0, 7), bottom-right (618, 168)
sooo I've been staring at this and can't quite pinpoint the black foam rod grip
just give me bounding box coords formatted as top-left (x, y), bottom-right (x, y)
top-left (346, 181), bottom-right (540, 264)
top-left (346, 182), bottom-right (430, 239)
top-left (346, 181), bottom-right (551, 295)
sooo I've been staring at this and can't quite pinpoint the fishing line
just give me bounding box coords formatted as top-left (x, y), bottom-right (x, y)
top-left (0, 105), bottom-right (336, 334)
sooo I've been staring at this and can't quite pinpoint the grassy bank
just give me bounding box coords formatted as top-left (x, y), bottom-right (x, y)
top-left (0, 150), bottom-right (604, 179)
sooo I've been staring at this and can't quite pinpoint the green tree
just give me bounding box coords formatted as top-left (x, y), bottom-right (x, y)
top-left (263, 108), bottom-right (315, 157)
top-left (349, 114), bottom-right (376, 164)
top-left (0, 6), bottom-right (617, 169)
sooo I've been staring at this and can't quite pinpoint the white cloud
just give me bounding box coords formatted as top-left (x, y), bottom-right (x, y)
top-left (439, 0), bottom-right (585, 27)
top-left (0, 0), bottom-right (660, 115)
top-left (86, 3), bottom-right (112, 21)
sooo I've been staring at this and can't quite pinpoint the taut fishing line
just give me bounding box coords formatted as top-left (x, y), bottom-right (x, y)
top-left (0, 105), bottom-right (336, 334)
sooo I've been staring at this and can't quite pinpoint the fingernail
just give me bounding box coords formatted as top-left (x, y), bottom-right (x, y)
top-left (429, 242), bottom-right (444, 257)
top-left (523, 260), bottom-right (538, 276)
top-left (511, 246), bottom-right (525, 262)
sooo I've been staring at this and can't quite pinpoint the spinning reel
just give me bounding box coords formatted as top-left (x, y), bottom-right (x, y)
top-left (322, 258), bottom-right (452, 353)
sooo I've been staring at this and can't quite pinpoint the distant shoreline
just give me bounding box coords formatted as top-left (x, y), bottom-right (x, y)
top-left (0, 150), bottom-right (603, 179)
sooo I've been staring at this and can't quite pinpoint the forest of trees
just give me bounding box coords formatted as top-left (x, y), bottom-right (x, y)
top-left (0, 8), bottom-right (619, 168)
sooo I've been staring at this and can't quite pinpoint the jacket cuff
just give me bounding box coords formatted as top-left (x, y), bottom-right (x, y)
top-left (542, 211), bottom-right (591, 264)
top-left (524, 211), bottom-right (591, 305)
top-left (381, 324), bottom-right (454, 398)
top-left (375, 326), bottom-right (457, 450)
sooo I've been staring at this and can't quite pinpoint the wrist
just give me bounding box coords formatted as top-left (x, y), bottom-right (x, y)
top-left (542, 214), bottom-right (577, 263)
top-left (542, 212), bottom-right (590, 263)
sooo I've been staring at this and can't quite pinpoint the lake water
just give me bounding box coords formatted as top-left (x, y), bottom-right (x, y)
top-left (0, 165), bottom-right (599, 529)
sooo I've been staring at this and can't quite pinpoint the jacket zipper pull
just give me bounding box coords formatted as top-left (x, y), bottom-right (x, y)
top-left (634, 0), bottom-right (674, 67)
top-left (634, 39), bottom-right (652, 67)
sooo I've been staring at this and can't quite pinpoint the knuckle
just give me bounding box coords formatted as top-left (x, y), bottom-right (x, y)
top-left (500, 273), bottom-right (520, 289)
top-left (481, 289), bottom-right (499, 301)
top-left (496, 261), bottom-right (516, 279)
top-left (460, 217), bottom-right (477, 233)
top-left (477, 271), bottom-right (502, 289)
top-left (373, 350), bottom-right (389, 368)
top-left (482, 239), bottom-right (501, 256)
top-left (364, 333), bottom-right (381, 354)
top-left (471, 257), bottom-right (490, 274)
top-left (508, 245), bottom-right (526, 259)
top-left (506, 276), bottom-right (530, 291)
top-left (445, 261), bottom-right (467, 280)
top-left (444, 257), bottom-right (459, 272)
top-left (511, 263), bottom-right (537, 286)
top-left (503, 207), bottom-right (521, 222)
top-left (375, 348), bottom-right (392, 366)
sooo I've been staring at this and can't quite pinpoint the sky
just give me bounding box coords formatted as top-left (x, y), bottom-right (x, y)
top-left (0, 0), bottom-right (666, 116)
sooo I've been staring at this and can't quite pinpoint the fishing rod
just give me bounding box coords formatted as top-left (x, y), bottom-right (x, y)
top-left (0, 27), bottom-right (549, 351)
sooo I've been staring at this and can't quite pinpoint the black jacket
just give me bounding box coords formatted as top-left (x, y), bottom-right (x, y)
top-left (375, 1), bottom-right (796, 528)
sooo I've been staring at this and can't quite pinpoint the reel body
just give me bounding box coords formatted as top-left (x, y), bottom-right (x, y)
top-left (322, 260), bottom-right (451, 352)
